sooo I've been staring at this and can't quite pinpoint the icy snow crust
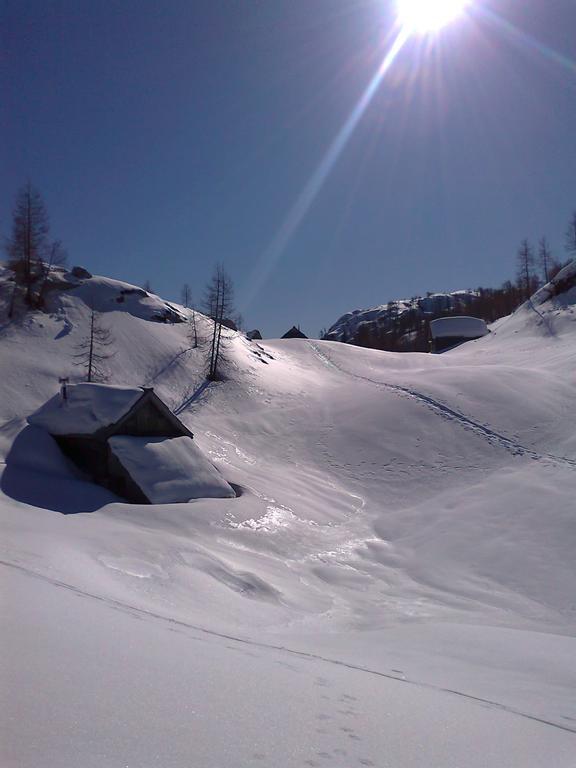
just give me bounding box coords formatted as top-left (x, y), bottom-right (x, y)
top-left (28, 382), bottom-right (144, 435)
top-left (1, 266), bottom-right (576, 766)
top-left (109, 435), bottom-right (235, 503)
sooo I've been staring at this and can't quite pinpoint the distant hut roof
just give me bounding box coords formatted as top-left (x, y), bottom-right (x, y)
top-left (28, 383), bottom-right (192, 439)
top-left (429, 316), bottom-right (488, 340)
top-left (281, 326), bottom-right (307, 340)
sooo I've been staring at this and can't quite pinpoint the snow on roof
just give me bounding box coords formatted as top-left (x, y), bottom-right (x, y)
top-left (109, 436), bottom-right (235, 503)
top-left (430, 316), bottom-right (489, 340)
top-left (28, 383), bottom-right (144, 435)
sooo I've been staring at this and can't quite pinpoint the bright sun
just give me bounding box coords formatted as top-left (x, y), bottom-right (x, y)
top-left (397, 0), bottom-right (469, 33)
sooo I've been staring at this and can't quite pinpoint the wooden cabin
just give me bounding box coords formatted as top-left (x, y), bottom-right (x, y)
top-left (28, 383), bottom-right (234, 504)
top-left (246, 329), bottom-right (263, 341)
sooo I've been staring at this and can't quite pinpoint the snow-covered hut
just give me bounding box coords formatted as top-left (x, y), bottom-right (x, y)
top-left (281, 326), bottom-right (307, 340)
top-left (28, 383), bottom-right (235, 504)
top-left (429, 316), bottom-right (489, 353)
top-left (246, 329), bottom-right (263, 341)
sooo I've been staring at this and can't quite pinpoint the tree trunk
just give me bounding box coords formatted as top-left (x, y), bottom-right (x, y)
top-left (88, 311), bottom-right (95, 382)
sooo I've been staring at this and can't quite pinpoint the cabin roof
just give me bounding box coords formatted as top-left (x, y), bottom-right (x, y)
top-left (109, 435), bottom-right (235, 503)
top-left (429, 316), bottom-right (489, 340)
top-left (281, 326), bottom-right (307, 339)
top-left (28, 382), bottom-right (193, 440)
top-left (28, 383), bottom-right (145, 435)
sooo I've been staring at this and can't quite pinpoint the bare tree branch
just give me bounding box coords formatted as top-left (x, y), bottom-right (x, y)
top-left (73, 305), bottom-right (115, 382)
top-left (203, 265), bottom-right (235, 380)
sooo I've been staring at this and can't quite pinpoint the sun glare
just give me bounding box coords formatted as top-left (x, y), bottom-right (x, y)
top-left (397, 0), bottom-right (469, 33)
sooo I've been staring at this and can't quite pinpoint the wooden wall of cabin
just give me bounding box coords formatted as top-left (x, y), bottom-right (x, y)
top-left (55, 436), bottom-right (109, 482)
top-left (432, 336), bottom-right (481, 353)
top-left (115, 400), bottom-right (185, 438)
top-left (55, 436), bottom-right (149, 503)
top-left (106, 451), bottom-right (150, 504)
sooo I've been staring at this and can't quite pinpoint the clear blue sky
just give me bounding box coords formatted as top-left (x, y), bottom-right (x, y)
top-left (2, 0), bottom-right (575, 336)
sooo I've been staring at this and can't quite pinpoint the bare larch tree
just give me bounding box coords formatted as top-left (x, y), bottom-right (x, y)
top-left (516, 239), bottom-right (537, 300)
top-left (189, 306), bottom-right (199, 349)
top-left (74, 306), bottom-right (115, 382)
top-left (181, 283), bottom-right (191, 308)
top-left (203, 265), bottom-right (235, 381)
top-left (5, 182), bottom-right (50, 309)
top-left (37, 239), bottom-right (68, 308)
top-left (538, 237), bottom-right (553, 284)
top-left (566, 211), bottom-right (576, 258)
top-left (181, 283), bottom-right (200, 348)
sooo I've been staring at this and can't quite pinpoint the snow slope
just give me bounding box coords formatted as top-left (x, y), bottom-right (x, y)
top-left (1, 265), bottom-right (576, 766)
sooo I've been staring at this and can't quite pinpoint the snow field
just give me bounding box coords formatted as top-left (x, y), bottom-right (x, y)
top-left (1, 268), bottom-right (576, 765)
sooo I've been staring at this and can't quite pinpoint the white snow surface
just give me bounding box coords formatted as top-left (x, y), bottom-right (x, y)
top-left (109, 435), bottom-right (235, 503)
top-left (28, 382), bottom-right (144, 435)
top-left (1, 265), bottom-right (576, 766)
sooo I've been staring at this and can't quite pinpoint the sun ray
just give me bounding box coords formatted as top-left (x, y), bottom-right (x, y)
top-left (477, 6), bottom-right (576, 77)
top-left (242, 26), bottom-right (411, 311)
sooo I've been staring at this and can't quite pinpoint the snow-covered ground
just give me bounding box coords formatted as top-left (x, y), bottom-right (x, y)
top-left (1, 264), bottom-right (576, 766)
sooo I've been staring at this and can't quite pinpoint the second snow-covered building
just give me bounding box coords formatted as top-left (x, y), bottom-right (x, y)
top-left (429, 316), bottom-right (489, 353)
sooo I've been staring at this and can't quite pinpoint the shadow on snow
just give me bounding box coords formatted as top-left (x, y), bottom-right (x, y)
top-left (1, 425), bottom-right (118, 514)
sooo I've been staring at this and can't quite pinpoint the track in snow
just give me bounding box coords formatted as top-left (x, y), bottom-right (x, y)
top-left (307, 343), bottom-right (576, 469)
top-left (2, 558), bottom-right (575, 737)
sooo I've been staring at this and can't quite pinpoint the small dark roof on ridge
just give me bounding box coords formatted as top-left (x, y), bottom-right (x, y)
top-left (281, 326), bottom-right (307, 340)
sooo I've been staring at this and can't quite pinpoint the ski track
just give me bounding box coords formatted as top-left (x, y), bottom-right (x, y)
top-left (307, 343), bottom-right (576, 469)
top-left (2, 558), bottom-right (575, 737)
